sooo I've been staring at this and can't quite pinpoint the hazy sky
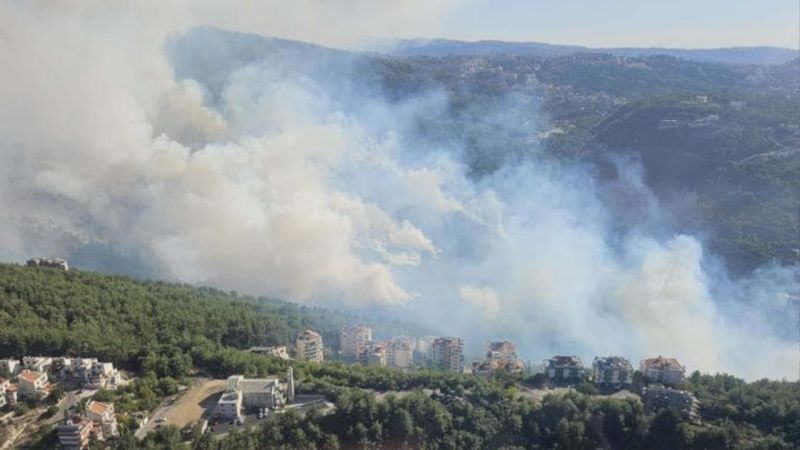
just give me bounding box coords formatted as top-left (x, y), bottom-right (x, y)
top-left (429, 0), bottom-right (800, 48)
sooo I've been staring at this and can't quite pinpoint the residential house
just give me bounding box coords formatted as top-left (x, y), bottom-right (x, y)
top-left (592, 356), bottom-right (634, 389)
top-left (641, 357), bottom-right (685, 387)
top-left (18, 369), bottom-right (50, 399)
top-left (58, 416), bottom-right (99, 450)
top-left (22, 356), bottom-right (53, 373)
top-left (85, 401), bottom-right (119, 437)
top-left (545, 356), bottom-right (589, 384)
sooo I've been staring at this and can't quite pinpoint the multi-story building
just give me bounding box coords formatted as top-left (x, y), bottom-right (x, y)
top-left (296, 330), bottom-right (324, 362)
top-left (545, 355), bottom-right (589, 384)
top-left (592, 356), bottom-right (634, 389)
top-left (18, 370), bottom-right (50, 399)
top-left (215, 390), bottom-right (244, 423)
top-left (214, 369), bottom-right (294, 422)
top-left (386, 337), bottom-right (414, 369)
top-left (22, 356), bottom-right (53, 373)
top-left (247, 346), bottom-right (291, 360)
top-left (0, 358), bottom-right (21, 377)
top-left (61, 358), bottom-right (118, 388)
top-left (86, 401), bottom-right (119, 437)
top-left (58, 416), bottom-right (94, 450)
top-left (431, 337), bottom-right (464, 373)
top-left (640, 357), bottom-right (685, 387)
top-left (340, 326), bottom-right (372, 362)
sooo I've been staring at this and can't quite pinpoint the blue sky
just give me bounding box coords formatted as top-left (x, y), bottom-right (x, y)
top-left (434, 0), bottom-right (799, 48)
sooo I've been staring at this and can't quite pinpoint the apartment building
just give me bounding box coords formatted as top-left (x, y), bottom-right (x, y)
top-left (545, 355), bottom-right (589, 384)
top-left (58, 416), bottom-right (100, 450)
top-left (641, 356), bottom-right (685, 387)
top-left (340, 326), bottom-right (372, 362)
top-left (386, 337), bottom-right (414, 369)
top-left (592, 356), bottom-right (634, 389)
top-left (431, 337), bottom-right (465, 373)
top-left (296, 330), bottom-right (324, 362)
top-left (86, 401), bottom-right (119, 437)
top-left (22, 356), bottom-right (53, 373)
top-left (18, 370), bottom-right (50, 399)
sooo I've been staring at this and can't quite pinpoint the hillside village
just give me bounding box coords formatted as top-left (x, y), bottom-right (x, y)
top-left (0, 262), bottom-right (797, 448)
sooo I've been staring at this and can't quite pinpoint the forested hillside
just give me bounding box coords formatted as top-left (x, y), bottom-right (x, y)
top-left (2, 264), bottom-right (798, 449)
top-left (0, 263), bottom-right (427, 376)
top-left (172, 28), bottom-right (799, 273)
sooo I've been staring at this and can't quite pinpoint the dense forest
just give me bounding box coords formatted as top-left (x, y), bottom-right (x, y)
top-left (2, 264), bottom-right (798, 449)
top-left (136, 372), bottom-right (799, 450)
top-left (0, 263), bottom-right (427, 378)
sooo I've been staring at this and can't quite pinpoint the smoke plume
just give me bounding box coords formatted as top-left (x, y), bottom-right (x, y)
top-left (0, 1), bottom-right (796, 379)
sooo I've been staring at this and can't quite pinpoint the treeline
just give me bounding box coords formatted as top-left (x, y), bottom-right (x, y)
top-left (126, 371), bottom-right (799, 450)
top-left (0, 263), bottom-right (422, 378)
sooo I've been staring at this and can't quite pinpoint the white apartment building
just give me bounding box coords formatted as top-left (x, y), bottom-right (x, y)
top-left (86, 401), bottom-right (119, 437)
top-left (22, 356), bottom-right (53, 373)
top-left (340, 326), bottom-right (372, 362)
top-left (214, 369), bottom-right (295, 423)
top-left (296, 330), bottom-right (324, 362)
top-left (18, 369), bottom-right (49, 398)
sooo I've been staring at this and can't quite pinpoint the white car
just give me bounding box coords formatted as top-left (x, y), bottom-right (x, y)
top-left (155, 416), bottom-right (166, 423)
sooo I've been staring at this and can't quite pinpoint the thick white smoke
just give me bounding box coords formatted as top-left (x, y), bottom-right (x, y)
top-left (0, 1), bottom-right (795, 379)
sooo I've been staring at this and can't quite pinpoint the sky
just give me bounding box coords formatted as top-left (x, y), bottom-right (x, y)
top-left (424, 0), bottom-right (800, 49)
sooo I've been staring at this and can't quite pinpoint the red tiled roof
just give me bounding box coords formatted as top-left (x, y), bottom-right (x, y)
top-left (87, 401), bottom-right (110, 415)
top-left (18, 370), bottom-right (43, 383)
